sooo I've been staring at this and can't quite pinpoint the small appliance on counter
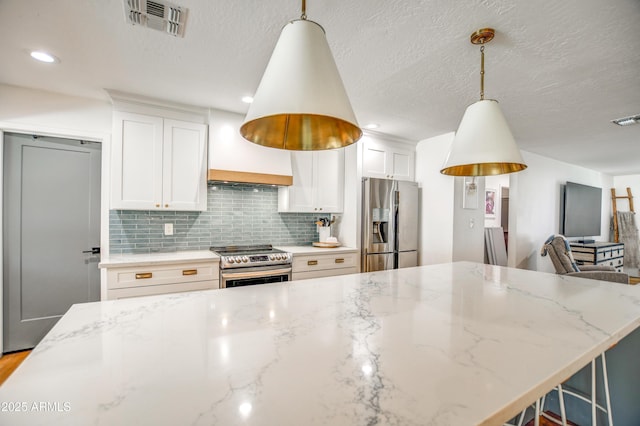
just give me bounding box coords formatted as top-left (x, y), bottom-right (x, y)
top-left (361, 178), bottom-right (419, 272)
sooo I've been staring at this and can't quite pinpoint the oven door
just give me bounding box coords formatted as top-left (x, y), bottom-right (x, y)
top-left (220, 265), bottom-right (292, 289)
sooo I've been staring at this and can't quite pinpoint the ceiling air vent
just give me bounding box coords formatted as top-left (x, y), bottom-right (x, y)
top-left (123, 0), bottom-right (187, 37)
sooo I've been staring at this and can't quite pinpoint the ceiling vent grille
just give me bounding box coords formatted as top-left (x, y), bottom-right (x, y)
top-left (123, 0), bottom-right (187, 37)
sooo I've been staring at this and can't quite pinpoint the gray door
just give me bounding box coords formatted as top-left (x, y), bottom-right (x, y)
top-left (3, 133), bottom-right (101, 352)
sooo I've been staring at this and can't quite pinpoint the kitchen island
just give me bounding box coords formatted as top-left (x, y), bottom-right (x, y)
top-left (2, 262), bottom-right (640, 425)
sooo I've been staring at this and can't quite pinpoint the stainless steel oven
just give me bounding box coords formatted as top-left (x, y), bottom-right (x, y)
top-left (210, 245), bottom-right (293, 289)
top-left (220, 265), bottom-right (292, 288)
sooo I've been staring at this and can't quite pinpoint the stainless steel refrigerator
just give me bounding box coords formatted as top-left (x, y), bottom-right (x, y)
top-left (361, 178), bottom-right (419, 272)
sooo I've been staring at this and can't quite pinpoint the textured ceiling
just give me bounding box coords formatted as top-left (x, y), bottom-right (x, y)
top-left (1, 0), bottom-right (639, 175)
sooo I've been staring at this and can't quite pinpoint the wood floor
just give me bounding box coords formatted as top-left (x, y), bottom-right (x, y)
top-left (0, 350), bottom-right (31, 386)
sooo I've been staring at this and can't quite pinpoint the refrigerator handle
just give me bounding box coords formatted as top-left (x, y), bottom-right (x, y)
top-left (393, 190), bottom-right (400, 251)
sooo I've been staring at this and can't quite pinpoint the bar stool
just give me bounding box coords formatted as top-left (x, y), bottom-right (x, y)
top-left (505, 352), bottom-right (613, 426)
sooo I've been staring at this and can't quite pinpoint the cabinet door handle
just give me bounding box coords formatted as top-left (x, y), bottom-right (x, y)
top-left (182, 269), bottom-right (198, 276)
top-left (165, 204), bottom-right (169, 208)
top-left (307, 260), bottom-right (318, 266)
top-left (335, 258), bottom-right (345, 264)
top-left (135, 272), bottom-right (153, 279)
top-left (155, 204), bottom-right (160, 208)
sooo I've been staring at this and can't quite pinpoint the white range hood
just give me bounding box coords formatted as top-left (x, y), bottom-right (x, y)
top-left (208, 109), bottom-right (293, 186)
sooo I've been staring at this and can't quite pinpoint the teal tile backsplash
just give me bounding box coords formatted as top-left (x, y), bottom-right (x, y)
top-left (109, 183), bottom-right (328, 254)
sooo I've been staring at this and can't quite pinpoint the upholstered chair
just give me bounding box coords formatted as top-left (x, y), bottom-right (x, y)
top-left (541, 235), bottom-right (629, 284)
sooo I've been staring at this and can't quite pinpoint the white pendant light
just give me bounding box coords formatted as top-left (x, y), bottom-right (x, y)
top-left (441, 28), bottom-right (527, 176)
top-left (240, 0), bottom-right (362, 151)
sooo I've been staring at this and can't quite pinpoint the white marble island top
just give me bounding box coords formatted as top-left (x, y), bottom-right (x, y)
top-left (98, 246), bottom-right (357, 268)
top-left (3, 262), bottom-right (640, 425)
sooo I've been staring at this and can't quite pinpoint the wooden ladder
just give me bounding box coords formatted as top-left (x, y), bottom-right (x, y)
top-left (611, 187), bottom-right (634, 243)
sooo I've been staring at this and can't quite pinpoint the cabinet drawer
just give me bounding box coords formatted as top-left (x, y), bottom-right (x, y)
top-left (293, 252), bottom-right (358, 273)
top-left (595, 248), bottom-right (624, 261)
top-left (107, 280), bottom-right (218, 300)
top-left (293, 267), bottom-right (358, 281)
top-left (107, 262), bottom-right (218, 290)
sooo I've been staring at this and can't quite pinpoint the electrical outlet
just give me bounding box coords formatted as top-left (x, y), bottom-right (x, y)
top-left (164, 223), bottom-right (174, 236)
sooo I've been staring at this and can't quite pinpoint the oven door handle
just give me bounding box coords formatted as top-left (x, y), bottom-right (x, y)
top-left (221, 267), bottom-right (292, 280)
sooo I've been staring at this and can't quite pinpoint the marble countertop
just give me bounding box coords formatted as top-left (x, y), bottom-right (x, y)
top-left (3, 262), bottom-right (640, 425)
top-left (99, 246), bottom-right (358, 268)
top-left (98, 250), bottom-right (220, 268)
top-left (275, 245), bottom-right (358, 255)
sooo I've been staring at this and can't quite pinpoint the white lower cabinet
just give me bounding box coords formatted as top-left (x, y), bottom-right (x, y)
top-left (105, 261), bottom-right (219, 300)
top-left (292, 251), bottom-right (358, 281)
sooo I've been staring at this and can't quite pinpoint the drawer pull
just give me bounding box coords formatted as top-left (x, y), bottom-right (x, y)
top-left (307, 260), bottom-right (318, 266)
top-left (135, 272), bottom-right (153, 279)
top-left (335, 258), bottom-right (345, 264)
top-left (182, 269), bottom-right (198, 276)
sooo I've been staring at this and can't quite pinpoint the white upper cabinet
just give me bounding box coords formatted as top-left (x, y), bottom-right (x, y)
top-left (362, 137), bottom-right (415, 181)
top-left (111, 111), bottom-right (207, 211)
top-left (314, 149), bottom-right (344, 213)
top-left (279, 149), bottom-right (344, 213)
top-left (162, 119), bottom-right (208, 210)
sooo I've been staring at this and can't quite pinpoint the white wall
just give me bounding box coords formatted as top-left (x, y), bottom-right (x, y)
top-left (334, 142), bottom-right (360, 251)
top-left (0, 84), bottom-right (112, 355)
top-left (509, 151), bottom-right (614, 272)
top-left (0, 84), bottom-right (111, 135)
top-left (612, 175), bottom-right (640, 246)
top-left (612, 175), bottom-right (640, 213)
top-left (452, 176), bottom-right (486, 262)
top-left (415, 133), bottom-right (455, 265)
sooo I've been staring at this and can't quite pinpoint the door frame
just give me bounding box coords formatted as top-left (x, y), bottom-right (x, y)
top-left (0, 121), bottom-right (111, 356)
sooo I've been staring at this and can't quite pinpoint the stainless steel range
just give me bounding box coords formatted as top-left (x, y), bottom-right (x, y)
top-left (210, 245), bottom-right (292, 288)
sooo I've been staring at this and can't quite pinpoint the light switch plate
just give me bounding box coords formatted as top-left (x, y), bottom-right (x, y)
top-left (164, 223), bottom-right (174, 236)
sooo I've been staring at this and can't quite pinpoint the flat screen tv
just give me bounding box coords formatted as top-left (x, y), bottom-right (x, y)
top-left (560, 182), bottom-right (602, 242)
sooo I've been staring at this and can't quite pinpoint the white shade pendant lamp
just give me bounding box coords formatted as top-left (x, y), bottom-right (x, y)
top-left (240, 0), bottom-right (362, 151)
top-left (441, 28), bottom-right (527, 176)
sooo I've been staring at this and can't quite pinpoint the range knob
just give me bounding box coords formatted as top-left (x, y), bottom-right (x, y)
top-left (269, 254), bottom-right (276, 260)
top-left (227, 257), bottom-right (235, 264)
top-left (235, 256), bottom-right (242, 263)
top-left (242, 256), bottom-right (249, 263)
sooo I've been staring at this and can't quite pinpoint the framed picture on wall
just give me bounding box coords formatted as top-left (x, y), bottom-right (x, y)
top-left (463, 177), bottom-right (478, 209)
top-left (485, 188), bottom-right (496, 218)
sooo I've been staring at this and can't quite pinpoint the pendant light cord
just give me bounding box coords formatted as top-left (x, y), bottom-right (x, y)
top-left (480, 45), bottom-right (485, 100)
top-left (301, 0), bottom-right (307, 20)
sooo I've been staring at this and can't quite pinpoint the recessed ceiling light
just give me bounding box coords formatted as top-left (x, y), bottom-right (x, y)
top-left (364, 123), bottom-right (379, 129)
top-left (30, 50), bottom-right (59, 63)
top-left (612, 114), bottom-right (640, 126)
top-left (242, 96), bottom-right (254, 104)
